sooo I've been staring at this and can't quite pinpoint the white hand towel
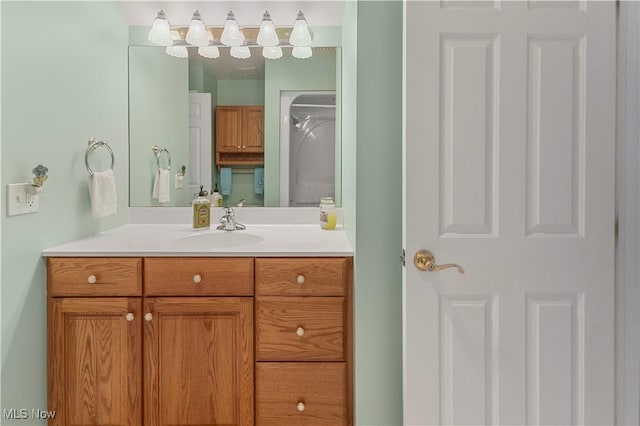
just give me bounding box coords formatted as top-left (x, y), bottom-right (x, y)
top-left (88, 169), bottom-right (117, 219)
top-left (152, 169), bottom-right (171, 203)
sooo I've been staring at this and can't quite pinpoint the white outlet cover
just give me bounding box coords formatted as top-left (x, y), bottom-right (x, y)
top-left (7, 183), bottom-right (39, 216)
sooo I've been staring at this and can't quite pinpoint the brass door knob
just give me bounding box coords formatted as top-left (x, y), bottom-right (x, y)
top-left (414, 250), bottom-right (465, 274)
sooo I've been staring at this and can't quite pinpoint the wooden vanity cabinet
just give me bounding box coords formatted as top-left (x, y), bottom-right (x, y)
top-left (255, 257), bottom-right (353, 426)
top-left (47, 257), bottom-right (143, 426)
top-left (215, 105), bottom-right (264, 166)
top-left (47, 256), bottom-right (352, 426)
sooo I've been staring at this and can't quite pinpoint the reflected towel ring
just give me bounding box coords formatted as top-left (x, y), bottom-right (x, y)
top-left (151, 145), bottom-right (171, 171)
top-left (85, 137), bottom-right (115, 176)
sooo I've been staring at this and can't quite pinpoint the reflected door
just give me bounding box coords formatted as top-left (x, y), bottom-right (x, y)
top-left (189, 93), bottom-right (212, 195)
top-left (404, 1), bottom-right (616, 424)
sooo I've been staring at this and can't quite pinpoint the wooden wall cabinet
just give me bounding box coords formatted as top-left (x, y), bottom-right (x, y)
top-left (47, 256), bottom-right (352, 426)
top-left (215, 105), bottom-right (264, 166)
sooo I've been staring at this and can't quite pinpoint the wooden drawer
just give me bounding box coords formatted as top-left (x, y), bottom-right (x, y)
top-left (48, 257), bottom-right (142, 297)
top-left (256, 297), bottom-right (345, 361)
top-left (144, 257), bottom-right (253, 296)
top-left (256, 362), bottom-right (347, 426)
top-left (256, 258), bottom-right (346, 296)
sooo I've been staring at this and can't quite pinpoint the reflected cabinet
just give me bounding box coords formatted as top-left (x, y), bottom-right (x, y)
top-left (215, 105), bottom-right (264, 166)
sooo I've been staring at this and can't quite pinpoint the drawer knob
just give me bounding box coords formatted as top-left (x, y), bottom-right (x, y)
top-left (87, 274), bottom-right (97, 284)
top-left (193, 274), bottom-right (202, 284)
top-left (296, 326), bottom-right (305, 337)
top-left (125, 313), bottom-right (135, 322)
top-left (297, 402), bottom-right (306, 412)
top-left (296, 274), bottom-right (306, 284)
top-left (144, 313), bottom-right (153, 322)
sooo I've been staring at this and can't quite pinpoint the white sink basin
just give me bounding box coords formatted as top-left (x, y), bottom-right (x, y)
top-left (170, 231), bottom-right (264, 250)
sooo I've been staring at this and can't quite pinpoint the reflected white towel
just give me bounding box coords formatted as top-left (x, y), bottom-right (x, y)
top-left (152, 169), bottom-right (170, 203)
top-left (88, 169), bottom-right (117, 219)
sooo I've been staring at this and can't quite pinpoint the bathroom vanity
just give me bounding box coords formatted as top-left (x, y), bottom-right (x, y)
top-left (43, 224), bottom-right (353, 426)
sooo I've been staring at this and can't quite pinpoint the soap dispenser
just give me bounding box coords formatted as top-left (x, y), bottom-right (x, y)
top-left (211, 183), bottom-right (223, 207)
top-left (193, 185), bottom-right (211, 230)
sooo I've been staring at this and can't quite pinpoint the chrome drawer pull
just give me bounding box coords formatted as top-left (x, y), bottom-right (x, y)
top-left (87, 274), bottom-right (97, 284)
top-left (193, 274), bottom-right (202, 284)
top-left (297, 402), bottom-right (306, 412)
top-left (144, 313), bottom-right (153, 322)
top-left (296, 274), bottom-right (306, 284)
top-left (126, 313), bottom-right (135, 322)
top-left (296, 327), bottom-right (305, 337)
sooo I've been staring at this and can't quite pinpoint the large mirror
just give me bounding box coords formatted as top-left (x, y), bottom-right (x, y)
top-left (129, 46), bottom-right (341, 207)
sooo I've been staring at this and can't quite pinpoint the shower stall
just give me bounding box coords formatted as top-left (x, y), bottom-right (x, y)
top-left (279, 91), bottom-right (336, 207)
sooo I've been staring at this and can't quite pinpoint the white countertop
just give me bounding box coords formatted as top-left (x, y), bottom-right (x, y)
top-left (42, 224), bottom-right (353, 257)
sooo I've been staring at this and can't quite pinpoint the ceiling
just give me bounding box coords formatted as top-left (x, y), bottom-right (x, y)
top-left (115, 1), bottom-right (345, 27)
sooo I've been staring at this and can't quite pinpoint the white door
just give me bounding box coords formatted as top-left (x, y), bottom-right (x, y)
top-left (403, 2), bottom-right (616, 425)
top-left (188, 92), bottom-right (212, 195)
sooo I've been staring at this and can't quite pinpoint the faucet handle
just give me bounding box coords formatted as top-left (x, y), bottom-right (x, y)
top-left (223, 207), bottom-right (235, 216)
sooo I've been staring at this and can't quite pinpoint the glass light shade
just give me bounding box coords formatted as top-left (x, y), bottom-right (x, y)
top-left (221, 11), bottom-right (244, 47)
top-left (148, 10), bottom-right (172, 46)
top-left (230, 46), bottom-right (251, 59)
top-left (292, 46), bottom-right (312, 59)
top-left (257, 11), bottom-right (279, 47)
top-left (262, 46), bottom-right (283, 60)
top-left (165, 45), bottom-right (188, 58)
top-left (289, 11), bottom-right (312, 47)
top-left (199, 46), bottom-right (220, 59)
top-left (185, 10), bottom-right (209, 47)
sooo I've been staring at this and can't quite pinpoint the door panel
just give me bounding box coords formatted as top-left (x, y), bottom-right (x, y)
top-left (404, 1), bottom-right (615, 425)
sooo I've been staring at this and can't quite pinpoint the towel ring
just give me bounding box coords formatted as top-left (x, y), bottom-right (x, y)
top-left (85, 137), bottom-right (115, 176)
top-left (151, 145), bottom-right (171, 171)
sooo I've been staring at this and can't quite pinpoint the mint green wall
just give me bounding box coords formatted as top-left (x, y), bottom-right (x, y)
top-left (129, 47), bottom-right (190, 207)
top-left (0, 2), bottom-right (129, 422)
top-left (263, 54), bottom-right (338, 206)
top-left (217, 79), bottom-right (264, 105)
top-left (354, 2), bottom-right (403, 424)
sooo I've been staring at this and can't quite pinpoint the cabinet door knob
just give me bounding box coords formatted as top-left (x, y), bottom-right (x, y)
top-left (87, 274), bottom-right (97, 284)
top-left (296, 274), bottom-right (306, 284)
top-left (193, 274), bottom-right (202, 284)
top-left (296, 326), bottom-right (305, 337)
top-left (144, 313), bottom-right (153, 322)
top-left (297, 402), bottom-right (306, 412)
top-left (126, 313), bottom-right (135, 322)
top-left (242, 145), bottom-right (246, 149)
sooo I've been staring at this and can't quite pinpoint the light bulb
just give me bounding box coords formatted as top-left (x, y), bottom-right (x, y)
top-left (257, 11), bottom-right (279, 47)
top-left (199, 46), bottom-right (220, 59)
top-left (165, 45), bottom-right (188, 58)
top-left (148, 10), bottom-right (172, 46)
top-left (185, 10), bottom-right (209, 47)
top-left (230, 46), bottom-right (251, 59)
top-left (292, 46), bottom-right (312, 59)
top-left (221, 11), bottom-right (244, 47)
top-left (262, 46), bottom-right (283, 60)
top-left (289, 11), bottom-right (312, 47)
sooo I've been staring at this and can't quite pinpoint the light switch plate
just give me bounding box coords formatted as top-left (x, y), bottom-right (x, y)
top-left (7, 183), bottom-right (39, 216)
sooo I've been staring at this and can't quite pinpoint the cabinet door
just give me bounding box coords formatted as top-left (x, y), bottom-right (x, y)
top-left (48, 298), bottom-right (141, 426)
top-left (242, 106), bottom-right (264, 152)
top-left (144, 297), bottom-right (254, 426)
top-left (215, 106), bottom-right (242, 152)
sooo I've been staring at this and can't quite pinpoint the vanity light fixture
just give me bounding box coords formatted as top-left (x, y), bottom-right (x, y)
top-left (257, 11), bottom-right (279, 47)
top-left (147, 10), bottom-right (172, 46)
top-left (151, 9), bottom-right (314, 60)
top-left (198, 32), bottom-right (220, 59)
top-left (230, 46), bottom-right (251, 59)
top-left (289, 11), bottom-right (313, 47)
top-left (165, 30), bottom-right (188, 58)
top-left (221, 11), bottom-right (245, 47)
top-left (292, 46), bottom-right (313, 59)
top-left (185, 10), bottom-right (209, 47)
top-left (262, 46), bottom-right (283, 60)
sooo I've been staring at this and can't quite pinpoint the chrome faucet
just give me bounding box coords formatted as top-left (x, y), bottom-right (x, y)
top-left (217, 207), bottom-right (246, 231)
